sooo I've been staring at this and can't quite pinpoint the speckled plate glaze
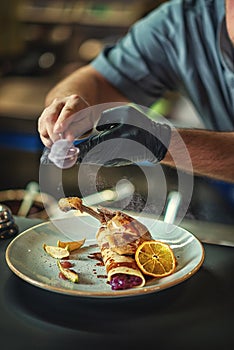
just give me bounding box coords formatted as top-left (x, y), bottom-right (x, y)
top-left (5, 215), bottom-right (204, 298)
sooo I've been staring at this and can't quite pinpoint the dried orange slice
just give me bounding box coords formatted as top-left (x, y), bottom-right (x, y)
top-left (135, 240), bottom-right (176, 278)
top-left (57, 238), bottom-right (85, 252)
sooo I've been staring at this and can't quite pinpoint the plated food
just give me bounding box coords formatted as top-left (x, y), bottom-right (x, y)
top-left (55, 197), bottom-right (177, 290)
top-left (6, 213), bottom-right (204, 297)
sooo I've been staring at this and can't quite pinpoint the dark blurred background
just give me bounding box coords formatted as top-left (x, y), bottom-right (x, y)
top-left (0, 0), bottom-right (234, 224)
top-left (0, 0), bottom-right (164, 189)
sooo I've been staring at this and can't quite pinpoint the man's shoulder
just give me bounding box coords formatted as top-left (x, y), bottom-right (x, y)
top-left (157, 0), bottom-right (219, 15)
top-left (146, 0), bottom-right (223, 33)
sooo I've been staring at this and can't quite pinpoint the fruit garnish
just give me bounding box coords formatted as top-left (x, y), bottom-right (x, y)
top-left (135, 240), bottom-right (176, 278)
top-left (57, 238), bottom-right (85, 251)
top-left (43, 244), bottom-right (70, 259)
top-left (57, 260), bottom-right (79, 283)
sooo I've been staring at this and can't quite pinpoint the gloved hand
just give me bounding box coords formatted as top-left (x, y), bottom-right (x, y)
top-left (76, 105), bottom-right (171, 166)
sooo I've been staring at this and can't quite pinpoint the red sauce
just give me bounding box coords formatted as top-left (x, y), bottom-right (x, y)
top-left (97, 275), bottom-right (108, 279)
top-left (88, 252), bottom-right (104, 266)
top-left (59, 272), bottom-right (67, 280)
top-left (60, 261), bottom-right (73, 268)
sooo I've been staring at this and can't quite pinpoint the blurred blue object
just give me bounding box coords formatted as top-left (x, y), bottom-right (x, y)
top-left (0, 131), bottom-right (43, 152)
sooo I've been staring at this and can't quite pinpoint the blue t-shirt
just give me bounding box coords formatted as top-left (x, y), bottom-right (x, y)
top-left (91, 0), bottom-right (234, 131)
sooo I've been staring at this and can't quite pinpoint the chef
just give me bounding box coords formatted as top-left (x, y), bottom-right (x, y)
top-left (38, 0), bottom-right (234, 183)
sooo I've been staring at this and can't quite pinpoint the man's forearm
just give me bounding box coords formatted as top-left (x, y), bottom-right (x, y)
top-left (162, 128), bottom-right (234, 183)
top-left (45, 65), bottom-right (129, 107)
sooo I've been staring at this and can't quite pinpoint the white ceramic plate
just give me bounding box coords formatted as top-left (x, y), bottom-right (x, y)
top-left (5, 215), bottom-right (204, 298)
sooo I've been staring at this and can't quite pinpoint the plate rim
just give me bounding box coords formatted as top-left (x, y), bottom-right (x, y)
top-left (5, 218), bottom-right (205, 298)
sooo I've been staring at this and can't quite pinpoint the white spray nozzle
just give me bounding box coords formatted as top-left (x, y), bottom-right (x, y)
top-left (48, 139), bottom-right (79, 169)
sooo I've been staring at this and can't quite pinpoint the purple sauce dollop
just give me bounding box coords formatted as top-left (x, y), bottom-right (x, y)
top-left (110, 274), bottom-right (142, 290)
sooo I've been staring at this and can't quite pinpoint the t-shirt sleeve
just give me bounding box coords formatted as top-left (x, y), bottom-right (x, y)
top-left (91, 4), bottom-right (179, 106)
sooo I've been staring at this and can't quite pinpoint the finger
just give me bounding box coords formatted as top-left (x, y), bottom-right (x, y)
top-left (53, 95), bottom-right (89, 133)
top-left (38, 116), bottom-right (54, 147)
top-left (62, 115), bottom-right (97, 141)
top-left (40, 134), bottom-right (53, 148)
top-left (38, 99), bottom-right (65, 144)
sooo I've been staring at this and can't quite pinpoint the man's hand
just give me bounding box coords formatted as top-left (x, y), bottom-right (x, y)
top-left (38, 94), bottom-right (90, 148)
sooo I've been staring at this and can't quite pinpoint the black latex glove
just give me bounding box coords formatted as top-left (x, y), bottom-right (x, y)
top-left (77, 105), bottom-right (171, 166)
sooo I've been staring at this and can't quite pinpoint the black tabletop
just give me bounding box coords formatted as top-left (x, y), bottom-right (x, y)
top-left (1, 216), bottom-right (234, 350)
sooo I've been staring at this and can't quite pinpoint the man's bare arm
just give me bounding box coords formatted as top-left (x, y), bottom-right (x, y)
top-left (45, 64), bottom-right (129, 107)
top-left (163, 129), bottom-right (234, 183)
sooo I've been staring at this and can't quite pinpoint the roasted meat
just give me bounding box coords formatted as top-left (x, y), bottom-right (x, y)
top-left (58, 197), bottom-right (153, 255)
top-left (58, 197), bottom-right (153, 290)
